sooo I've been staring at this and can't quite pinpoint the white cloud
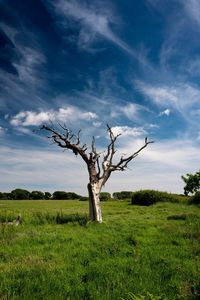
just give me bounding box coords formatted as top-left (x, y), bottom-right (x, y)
top-left (11, 111), bottom-right (51, 126)
top-left (159, 108), bottom-right (171, 116)
top-left (136, 81), bottom-right (178, 105)
top-left (1, 137), bottom-right (200, 194)
top-left (0, 146), bottom-right (88, 194)
top-left (148, 123), bottom-right (159, 129)
top-left (120, 103), bottom-right (150, 120)
top-left (10, 106), bottom-right (98, 127)
top-left (109, 102), bottom-right (151, 122)
top-left (136, 80), bottom-right (200, 124)
top-left (111, 126), bottom-right (147, 137)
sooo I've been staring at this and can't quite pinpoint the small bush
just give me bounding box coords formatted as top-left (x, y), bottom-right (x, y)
top-left (190, 191), bottom-right (200, 205)
top-left (79, 196), bottom-right (89, 201)
top-left (113, 191), bottom-right (133, 200)
top-left (131, 190), bottom-right (178, 206)
top-left (100, 192), bottom-right (111, 201)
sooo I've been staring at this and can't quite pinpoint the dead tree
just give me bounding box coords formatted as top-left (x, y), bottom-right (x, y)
top-left (39, 124), bottom-right (153, 223)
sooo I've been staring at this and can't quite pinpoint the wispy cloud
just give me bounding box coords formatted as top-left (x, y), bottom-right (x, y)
top-left (180, 0), bottom-right (200, 27)
top-left (0, 23), bottom-right (46, 87)
top-left (136, 80), bottom-right (200, 124)
top-left (49, 0), bottom-right (151, 67)
top-left (0, 126), bottom-right (5, 135)
top-left (0, 23), bottom-right (48, 113)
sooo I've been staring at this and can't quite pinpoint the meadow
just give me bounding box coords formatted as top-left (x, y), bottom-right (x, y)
top-left (0, 199), bottom-right (199, 300)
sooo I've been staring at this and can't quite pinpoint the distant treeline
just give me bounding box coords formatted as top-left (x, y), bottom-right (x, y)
top-left (0, 189), bottom-right (134, 201)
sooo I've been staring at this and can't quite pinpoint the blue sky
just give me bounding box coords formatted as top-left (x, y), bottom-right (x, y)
top-left (0, 0), bottom-right (200, 195)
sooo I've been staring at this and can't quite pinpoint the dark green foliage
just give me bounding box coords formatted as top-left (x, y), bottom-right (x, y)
top-left (167, 214), bottom-right (187, 220)
top-left (28, 211), bottom-right (89, 226)
top-left (10, 188), bottom-right (30, 200)
top-left (182, 170), bottom-right (200, 195)
top-left (55, 212), bottom-right (88, 226)
top-left (52, 191), bottom-right (81, 200)
top-left (79, 196), bottom-right (89, 201)
top-left (131, 190), bottom-right (180, 206)
top-left (0, 192), bottom-right (6, 199)
top-left (29, 191), bottom-right (45, 200)
top-left (44, 192), bottom-right (51, 199)
top-left (113, 191), bottom-right (133, 199)
top-left (190, 191), bottom-right (200, 205)
top-left (99, 192), bottom-right (111, 201)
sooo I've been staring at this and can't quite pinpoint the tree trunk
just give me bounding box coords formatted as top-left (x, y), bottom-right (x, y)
top-left (87, 182), bottom-right (102, 223)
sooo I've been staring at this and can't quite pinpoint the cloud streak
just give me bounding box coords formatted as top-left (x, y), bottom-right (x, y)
top-left (50, 0), bottom-right (151, 67)
top-left (136, 80), bottom-right (200, 125)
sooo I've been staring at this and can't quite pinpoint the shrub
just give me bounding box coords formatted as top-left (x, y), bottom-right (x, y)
top-left (100, 192), bottom-right (111, 201)
top-left (131, 190), bottom-right (177, 206)
top-left (52, 191), bottom-right (82, 200)
top-left (113, 191), bottom-right (133, 200)
top-left (0, 192), bottom-right (6, 199)
top-left (79, 197), bottom-right (89, 201)
top-left (44, 192), bottom-right (51, 199)
top-left (190, 191), bottom-right (200, 205)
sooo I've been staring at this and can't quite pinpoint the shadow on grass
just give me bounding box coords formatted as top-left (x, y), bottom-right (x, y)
top-left (31, 211), bottom-right (89, 226)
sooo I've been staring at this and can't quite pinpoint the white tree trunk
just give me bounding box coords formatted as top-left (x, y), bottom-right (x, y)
top-left (87, 182), bottom-right (102, 223)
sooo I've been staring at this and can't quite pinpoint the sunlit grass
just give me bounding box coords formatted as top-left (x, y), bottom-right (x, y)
top-left (0, 200), bottom-right (199, 299)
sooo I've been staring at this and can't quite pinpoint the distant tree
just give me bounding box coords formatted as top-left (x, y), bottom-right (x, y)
top-left (182, 170), bottom-right (200, 195)
top-left (30, 191), bottom-right (45, 200)
top-left (39, 124), bottom-right (153, 222)
top-left (52, 191), bottom-right (69, 200)
top-left (44, 192), bottom-right (51, 199)
top-left (10, 189), bottom-right (30, 200)
top-left (0, 192), bottom-right (5, 199)
top-left (99, 192), bottom-right (111, 201)
top-left (66, 192), bottom-right (82, 199)
top-left (52, 191), bottom-right (81, 200)
top-left (113, 191), bottom-right (133, 199)
top-left (2, 192), bottom-right (12, 199)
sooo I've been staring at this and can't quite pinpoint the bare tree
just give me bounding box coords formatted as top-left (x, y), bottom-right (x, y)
top-left (39, 124), bottom-right (153, 223)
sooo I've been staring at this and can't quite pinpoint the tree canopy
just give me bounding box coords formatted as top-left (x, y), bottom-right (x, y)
top-left (182, 170), bottom-right (200, 195)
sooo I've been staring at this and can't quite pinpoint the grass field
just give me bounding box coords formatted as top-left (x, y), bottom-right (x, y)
top-left (0, 200), bottom-right (199, 300)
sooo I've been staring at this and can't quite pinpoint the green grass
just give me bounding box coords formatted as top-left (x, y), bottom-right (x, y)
top-left (0, 200), bottom-right (199, 300)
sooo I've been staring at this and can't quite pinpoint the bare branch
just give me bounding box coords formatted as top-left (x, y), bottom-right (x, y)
top-left (39, 124), bottom-right (89, 164)
top-left (103, 124), bottom-right (121, 169)
top-left (38, 123), bottom-right (153, 189)
top-left (111, 137), bottom-right (154, 171)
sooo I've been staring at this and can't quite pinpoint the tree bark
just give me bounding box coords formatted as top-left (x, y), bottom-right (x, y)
top-left (87, 182), bottom-right (102, 223)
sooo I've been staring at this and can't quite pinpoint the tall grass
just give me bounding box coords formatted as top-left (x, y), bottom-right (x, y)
top-left (0, 200), bottom-right (199, 299)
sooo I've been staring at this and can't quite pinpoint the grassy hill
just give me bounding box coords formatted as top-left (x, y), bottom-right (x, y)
top-left (0, 199), bottom-right (199, 300)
